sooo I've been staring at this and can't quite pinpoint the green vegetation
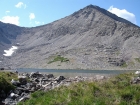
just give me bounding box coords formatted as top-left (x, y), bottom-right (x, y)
top-left (0, 72), bottom-right (17, 94)
top-left (18, 72), bottom-right (140, 105)
top-left (128, 61), bottom-right (135, 66)
top-left (120, 62), bottom-right (128, 68)
top-left (135, 58), bottom-right (140, 63)
top-left (116, 51), bottom-right (120, 56)
top-left (48, 55), bottom-right (69, 64)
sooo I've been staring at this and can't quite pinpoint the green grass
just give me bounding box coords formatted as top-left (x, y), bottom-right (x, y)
top-left (116, 51), bottom-right (120, 56)
top-left (48, 55), bottom-right (69, 64)
top-left (135, 58), bottom-right (140, 63)
top-left (128, 61), bottom-right (135, 66)
top-left (120, 62), bottom-right (128, 68)
top-left (18, 72), bottom-right (140, 105)
top-left (0, 72), bottom-right (18, 94)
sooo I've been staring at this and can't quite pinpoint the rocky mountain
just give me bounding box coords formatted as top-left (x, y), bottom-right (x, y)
top-left (0, 22), bottom-right (25, 63)
top-left (0, 5), bottom-right (140, 70)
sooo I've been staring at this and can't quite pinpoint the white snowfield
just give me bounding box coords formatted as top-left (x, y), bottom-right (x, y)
top-left (3, 46), bottom-right (18, 56)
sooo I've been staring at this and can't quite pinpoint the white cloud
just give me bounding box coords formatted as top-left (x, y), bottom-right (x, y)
top-left (6, 11), bottom-right (10, 13)
top-left (5, 11), bottom-right (10, 15)
top-left (108, 6), bottom-right (136, 24)
top-left (15, 2), bottom-right (23, 8)
top-left (35, 21), bottom-right (40, 25)
top-left (0, 16), bottom-right (19, 25)
top-left (29, 13), bottom-right (35, 20)
top-left (15, 2), bottom-right (26, 9)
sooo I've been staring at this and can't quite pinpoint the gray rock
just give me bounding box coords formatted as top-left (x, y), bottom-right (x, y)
top-left (3, 72), bottom-right (109, 105)
top-left (55, 76), bottom-right (65, 83)
top-left (135, 71), bottom-right (140, 75)
top-left (30, 72), bottom-right (43, 78)
top-left (9, 93), bottom-right (19, 99)
top-left (18, 75), bottom-right (27, 85)
top-left (3, 98), bottom-right (17, 105)
top-left (46, 74), bottom-right (54, 78)
top-left (95, 75), bottom-right (106, 80)
top-left (11, 79), bottom-right (20, 86)
top-left (131, 76), bottom-right (140, 84)
top-left (18, 94), bottom-right (30, 102)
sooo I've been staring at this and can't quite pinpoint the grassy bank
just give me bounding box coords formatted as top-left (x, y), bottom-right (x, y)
top-left (18, 72), bottom-right (140, 105)
top-left (48, 55), bottom-right (69, 64)
top-left (0, 72), bottom-right (17, 94)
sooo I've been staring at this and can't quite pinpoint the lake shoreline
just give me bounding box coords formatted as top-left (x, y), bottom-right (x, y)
top-left (1, 68), bottom-right (136, 78)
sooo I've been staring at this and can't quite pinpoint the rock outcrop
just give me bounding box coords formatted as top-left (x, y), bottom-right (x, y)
top-left (2, 72), bottom-right (107, 105)
top-left (130, 71), bottom-right (140, 84)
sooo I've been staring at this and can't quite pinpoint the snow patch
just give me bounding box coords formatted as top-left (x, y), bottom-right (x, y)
top-left (3, 46), bottom-right (18, 56)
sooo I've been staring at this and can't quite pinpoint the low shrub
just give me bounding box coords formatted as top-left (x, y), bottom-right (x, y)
top-left (48, 55), bottom-right (69, 64)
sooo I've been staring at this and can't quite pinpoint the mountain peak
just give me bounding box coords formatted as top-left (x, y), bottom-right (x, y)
top-left (72, 4), bottom-right (138, 27)
top-left (0, 4), bottom-right (140, 69)
top-left (85, 4), bottom-right (100, 9)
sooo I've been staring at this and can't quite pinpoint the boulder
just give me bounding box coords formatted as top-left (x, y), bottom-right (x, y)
top-left (55, 76), bottom-right (65, 82)
top-left (9, 93), bottom-right (19, 99)
top-left (13, 89), bottom-right (22, 95)
top-left (30, 72), bottom-right (43, 78)
top-left (0, 68), bottom-right (4, 70)
top-left (131, 77), bottom-right (140, 84)
top-left (135, 71), bottom-right (140, 75)
top-left (95, 75), bottom-right (106, 80)
top-left (4, 72), bottom-right (108, 105)
top-left (18, 94), bottom-right (30, 102)
top-left (11, 79), bottom-right (20, 86)
top-left (3, 97), bottom-right (17, 105)
top-left (18, 76), bottom-right (27, 85)
top-left (18, 96), bottom-right (30, 102)
top-left (46, 74), bottom-right (54, 78)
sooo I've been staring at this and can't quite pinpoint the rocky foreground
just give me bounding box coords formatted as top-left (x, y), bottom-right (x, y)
top-left (1, 71), bottom-right (108, 105)
top-left (0, 71), bottom-right (140, 105)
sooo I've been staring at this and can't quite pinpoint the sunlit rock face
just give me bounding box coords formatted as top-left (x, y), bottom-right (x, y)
top-left (0, 5), bottom-right (140, 69)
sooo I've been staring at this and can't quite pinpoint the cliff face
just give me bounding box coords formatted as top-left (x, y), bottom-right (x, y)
top-left (0, 5), bottom-right (140, 69)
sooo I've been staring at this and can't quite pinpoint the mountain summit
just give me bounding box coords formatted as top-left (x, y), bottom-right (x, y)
top-left (0, 5), bottom-right (140, 70)
top-left (78, 5), bottom-right (137, 26)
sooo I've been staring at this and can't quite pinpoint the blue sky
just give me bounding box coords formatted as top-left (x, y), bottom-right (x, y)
top-left (0, 0), bottom-right (140, 27)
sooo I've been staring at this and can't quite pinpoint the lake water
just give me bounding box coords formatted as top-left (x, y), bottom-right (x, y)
top-left (17, 68), bottom-right (135, 77)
